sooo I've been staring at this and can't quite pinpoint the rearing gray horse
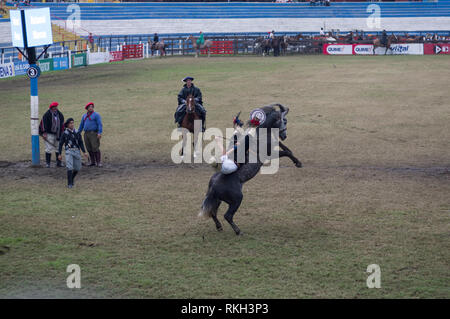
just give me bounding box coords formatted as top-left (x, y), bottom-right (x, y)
top-left (199, 104), bottom-right (302, 235)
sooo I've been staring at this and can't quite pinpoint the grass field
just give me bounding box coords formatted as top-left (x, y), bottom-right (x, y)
top-left (0, 55), bottom-right (449, 298)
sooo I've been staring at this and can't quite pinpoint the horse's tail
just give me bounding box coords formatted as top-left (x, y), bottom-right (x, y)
top-left (199, 189), bottom-right (220, 219)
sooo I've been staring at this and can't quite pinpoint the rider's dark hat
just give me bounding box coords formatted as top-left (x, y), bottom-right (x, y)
top-left (182, 76), bottom-right (194, 82)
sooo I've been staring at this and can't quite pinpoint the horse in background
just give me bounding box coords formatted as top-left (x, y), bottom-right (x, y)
top-left (373, 34), bottom-right (399, 55)
top-left (187, 35), bottom-right (212, 58)
top-left (148, 39), bottom-right (167, 57)
top-left (255, 36), bottom-right (285, 56)
top-left (180, 94), bottom-right (202, 159)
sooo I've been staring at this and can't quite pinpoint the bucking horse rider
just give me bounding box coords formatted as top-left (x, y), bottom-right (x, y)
top-left (175, 76), bottom-right (206, 131)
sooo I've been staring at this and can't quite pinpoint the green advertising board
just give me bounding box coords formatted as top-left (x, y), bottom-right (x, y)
top-left (38, 58), bottom-right (54, 72)
top-left (72, 53), bottom-right (87, 68)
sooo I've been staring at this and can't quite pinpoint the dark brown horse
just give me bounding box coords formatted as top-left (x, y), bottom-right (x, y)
top-left (180, 94), bottom-right (202, 159)
top-left (373, 34), bottom-right (398, 55)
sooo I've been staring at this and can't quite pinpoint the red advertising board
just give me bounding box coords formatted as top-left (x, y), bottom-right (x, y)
top-left (424, 43), bottom-right (450, 55)
top-left (109, 51), bottom-right (123, 62)
top-left (201, 41), bottom-right (234, 55)
top-left (123, 44), bottom-right (144, 59)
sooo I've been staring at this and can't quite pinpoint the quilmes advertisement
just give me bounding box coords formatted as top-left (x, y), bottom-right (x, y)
top-left (72, 53), bottom-right (87, 68)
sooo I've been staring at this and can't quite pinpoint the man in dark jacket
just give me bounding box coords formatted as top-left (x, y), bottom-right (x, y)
top-left (58, 118), bottom-right (88, 188)
top-left (381, 30), bottom-right (388, 46)
top-left (39, 101), bottom-right (65, 168)
top-left (175, 76), bottom-right (206, 131)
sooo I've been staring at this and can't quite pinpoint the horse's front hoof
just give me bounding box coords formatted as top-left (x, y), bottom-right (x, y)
top-left (216, 227), bottom-right (223, 232)
top-left (236, 231), bottom-right (244, 236)
top-left (296, 161), bottom-right (303, 168)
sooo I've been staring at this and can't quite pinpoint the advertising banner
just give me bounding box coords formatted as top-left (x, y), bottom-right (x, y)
top-left (390, 43), bottom-right (423, 55)
top-left (373, 43), bottom-right (424, 55)
top-left (109, 51), bottom-right (123, 62)
top-left (53, 57), bottom-right (69, 70)
top-left (38, 58), bottom-right (54, 72)
top-left (0, 63), bottom-right (15, 79)
top-left (88, 52), bottom-right (109, 65)
top-left (323, 44), bottom-right (353, 55)
top-left (14, 61), bottom-right (30, 76)
top-left (424, 43), bottom-right (450, 55)
top-left (72, 53), bottom-right (87, 68)
top-left (353, 44), bottom-right (374, 55)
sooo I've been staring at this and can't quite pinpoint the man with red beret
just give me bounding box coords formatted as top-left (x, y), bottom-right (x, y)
top-left (78, 102), bottom-right (103, 167)
top-left (39, 101), bottom-right (65, 168)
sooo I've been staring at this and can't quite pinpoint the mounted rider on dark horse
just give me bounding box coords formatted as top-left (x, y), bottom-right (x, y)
top-left (174, 76), bottom-right (206, 132)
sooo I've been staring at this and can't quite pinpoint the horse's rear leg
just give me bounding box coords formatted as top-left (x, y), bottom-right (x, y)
top-left (224, 193), bottom-right (243, 235)
top-left (211, 208), bottom-right (223, 231)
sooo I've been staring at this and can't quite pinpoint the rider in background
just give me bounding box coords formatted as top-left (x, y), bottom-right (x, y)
top-left (176, 76), bottom-right (206, 131)
top-left (197, 31), bottom-right (205, 47)
top-left (153, 33), bottom-right (159, 43)
top-left (269, 30), bottom-right (275, 45)
top-left (381, 30), bottom-right (388, 46)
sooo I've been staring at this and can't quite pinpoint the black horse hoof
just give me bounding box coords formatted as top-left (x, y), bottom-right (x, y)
top-left (217, 227), bottom-right (223, 232)
top-left (295, 161), bottom-right (303, 168)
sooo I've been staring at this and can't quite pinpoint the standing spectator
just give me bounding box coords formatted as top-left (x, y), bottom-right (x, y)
top-left (88, 33), bottom-right (94, 50)
top-left (58, 118), bottom-right (88, 189)
top-left (78, 102), bottom-right (103, 167)
top-left (39, 102), bottom-right (65, 168)
top-left (320, 27), bottom-right (325, 36)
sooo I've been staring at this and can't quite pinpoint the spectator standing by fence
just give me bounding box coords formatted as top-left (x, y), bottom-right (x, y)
top-left (88, 33), bottom-right (94, 50)
top-left (78, 102), bottom-right (103, 167)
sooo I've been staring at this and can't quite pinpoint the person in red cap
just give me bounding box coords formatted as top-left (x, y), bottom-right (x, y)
top-left (78, 102), bottom-right (103, 167)
top-left (39, 101), bottom-right (65, 168)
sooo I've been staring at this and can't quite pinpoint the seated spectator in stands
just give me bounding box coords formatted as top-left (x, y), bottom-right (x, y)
top-left (325, 0), bottom-right (330, 6)
top-left (309, 0), bottom-right (316, 6)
